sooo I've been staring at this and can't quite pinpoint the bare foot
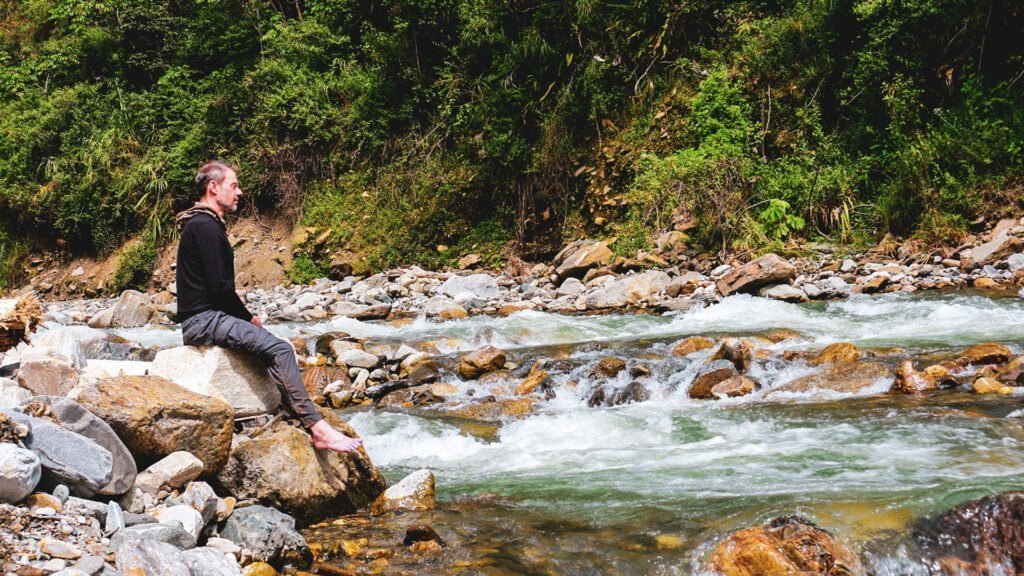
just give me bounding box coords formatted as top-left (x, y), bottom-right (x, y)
top-left (310, 420), bottom-right (364, 453)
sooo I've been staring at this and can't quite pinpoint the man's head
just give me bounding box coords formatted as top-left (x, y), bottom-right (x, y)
top-left (195, 161), bottom-right (243, 218)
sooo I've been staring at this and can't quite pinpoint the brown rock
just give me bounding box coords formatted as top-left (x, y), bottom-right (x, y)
top-left (891, 361), bottom-right (937, 394)
top-left (771, 362), bottom-right (891, 396)
top-left (443, 398), bottom-right (536, 421)
top-left (16, 358), bottom-right (79, 397)
top-left (70, 375), bottom-right (234, 475)
top-left (924, 363), bottom-right (961, 388)
top-left (808, 343), bottom-right (861, 366)
top-left (216, 411), bottom-right (386, 520)
top-left (404, 525), bottom-right (445, 547)
top-left (554, 240), bottom-right (615, 279)
top-left (710, 339), bottom-right (753, 373)
top-left (972, 377), bottom-right (1013, 395)
top-left (716, 254), bottom-right (796, 296)
top-left (516, 362), bottom-right (549, 396)
top-left (997, 356), bottom-right (1024, 386)
top-left (969, 235), bottom-right (1023, 267)
top-left (710, 516), bottom-right (864, 576)
top-left (973, 277), bottom-right (1000, 289)
top-left (689, 361), bottom-right (738, 400)
top-left (301, 366), bottom-right (351, 405)
top-left (859, 275), bottom-right (888, 293)
top-left (710, 376), bottom-right (759, 399)
top-left (957, 343), bottom-right (1013, 366)
top-left (763, 329), bottom-right (803, 343)
top-left (590, 357), bottom-right (627, 379)
top-left (672, 336), bottom-right (715, 357)
top-left (457, 346), bottom-right (507, 380)
top-left (913, 491), bottom-right (1024, 574)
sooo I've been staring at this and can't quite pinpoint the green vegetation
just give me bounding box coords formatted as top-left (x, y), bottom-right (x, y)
top-left (0, 0), bottom-right (1021, 289)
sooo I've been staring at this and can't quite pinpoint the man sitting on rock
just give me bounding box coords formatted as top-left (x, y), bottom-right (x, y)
top-left (174, 160), bottom-right (363, 453)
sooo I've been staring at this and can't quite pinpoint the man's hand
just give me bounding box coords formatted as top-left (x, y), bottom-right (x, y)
top-left (250, 316), bottom-right (264, 328)
top-left (310, 420), bottom-right (364, 453)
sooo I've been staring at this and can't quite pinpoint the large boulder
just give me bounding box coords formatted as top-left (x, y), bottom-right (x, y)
top-left (914, 491), bottom-right (1024, 574)
top-left (584, 271), bottom-right (671, 310)
top-left (69, 376), bottom-right (234, 475)
top-left (969, 235), bottom-right (1024, 267)
top-left (436, 274), bottom-right (501, 301)
top-left (554, 239), bottom-right (615, 279)
top-left (22, 396), bottom-right (136, 496)
top-left (3, 409), bottom-right (113, 496)
top-left (151, 346), bottom-right (281, 417)
top-left (219, 505), bottom-right (311, 565)
top-left (770, 362), bottom-right (891, 396)
top-left (808, 343), bottom-right (861, 366)
top-left (0, 442), bottom-right (41, 503)
top-left (109, 522), bottom-right (197, 552)
top-left (16, 357), bottom-right (79, 397)
top-left (717, 254), bottom-right (796, 297)
top-left (216, 412), bottom-right (386, 520)
top-left (957, 343), bottom-right (1013, 366)
top-left (99, 290), bottom-right (157, 328)
top-left (710, 515), bottom-right (864, 576)
top-left (181, 547), bottom-right (243, 576)
top-left (457, 346), bottom-right (507, 380)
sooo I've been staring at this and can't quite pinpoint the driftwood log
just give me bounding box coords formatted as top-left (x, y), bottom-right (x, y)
top-left (0, 293), bottom-right (41, 352)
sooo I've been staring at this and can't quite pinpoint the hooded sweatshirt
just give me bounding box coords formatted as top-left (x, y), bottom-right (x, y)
top-left (175, 204), bottom-right (253, 322)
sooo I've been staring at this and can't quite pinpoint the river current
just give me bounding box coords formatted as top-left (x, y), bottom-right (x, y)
top-left (117, 291), bottom-right (1024, 574)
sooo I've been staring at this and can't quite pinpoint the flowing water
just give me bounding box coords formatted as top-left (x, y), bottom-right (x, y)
top-left (121, 291), bottom-right (1024, 574)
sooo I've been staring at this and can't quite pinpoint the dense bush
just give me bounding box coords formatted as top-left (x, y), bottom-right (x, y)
top-left (0, 0), bottom-right (1021, 288)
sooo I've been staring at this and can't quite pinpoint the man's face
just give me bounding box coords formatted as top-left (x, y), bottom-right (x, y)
top-left (212, 169), bottom-right (243, 214)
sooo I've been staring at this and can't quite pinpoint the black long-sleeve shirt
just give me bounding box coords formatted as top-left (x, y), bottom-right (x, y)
top-left (176, 213), bottom-right (253, 322)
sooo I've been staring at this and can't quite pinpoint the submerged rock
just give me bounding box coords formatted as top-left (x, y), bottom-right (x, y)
top-left (710, 339), bottom-right (753, 373)
top-left (70, 375), bottom-right (234, 475)
top-left (672, 336), bottom-right (716, 357)
top-left (589, 357), bottom-right (627, 379)
top-left (808, 343), bottom-right (861, 366)
top-left (770, 362), bottom-right (891, 396)
top-left (216, 412), bottom-right (386, 520)
top-left (710, 515), bottom-right (864, 576)
top-left (711, 375), bottom-right (759, 399)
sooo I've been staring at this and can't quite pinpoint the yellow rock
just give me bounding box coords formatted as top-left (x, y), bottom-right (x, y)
top-left (409, 540), bottom-right (444, 555)
top-left (26, 492), bottom-right (62, 513)
top-left (438, 307), bottom-right (469, 320)
top-left (972, 377), bottom-right (1014, 395)
top-left (973, 277), bottom-right (999, 289)
top-left (672, 336), bottom-right (715, 357)
top-left (958, 343), bottom-right (1013, 366)
top-left (809, 342), bottom-right (861, 365)
top-left (242, 563), bottom-right (277, 576)
top-left (654, 534), bottom-right (684, 550)
top-left (516, 362), bottom-right (549, 396)
top-left (341, 539), bottom-right (363, 557)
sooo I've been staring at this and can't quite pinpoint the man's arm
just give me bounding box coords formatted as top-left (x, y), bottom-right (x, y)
top-left (194, 220), bottom-right (254, 321)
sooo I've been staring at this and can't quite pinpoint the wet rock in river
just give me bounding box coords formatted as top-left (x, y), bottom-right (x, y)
top-left (957, 343), bottom-right (1013, 366)
top-left (711, 375), bottom-right (759, 399)
top-left (770, 362), bottom-right (891, 396)
top-left (972, 377), bottom-right (1013, 395)
top-left (710, 339), bottom-right (753, 373)
top-left (716, 254), bottom-right (796, 297)
top-left (404, 525), bottom-right (445, 547)
top-left (589, 357), bottom-right (627, 379)
top-left (914, 491), bottom-right (1024, 575)
top-left (709, 515), bottom-right (864, 576)
top-left (891, 361), bottom-right (937, 394)
top-left (516, 362), bottom-right (549, 396)
top-left (216, 412), bottom-right (386, 520)
top-left (21, 396), bottom-right (136, 496)
top-left (808, 342), bottom-right (861, 366)
top-left (672, 336), bottom-right (715, 357)
top-left (688, 360), bottom-right (739, 400)
top-left (151, 346), bottom-right (281, 418)
top-left (70, 375), bottom-right (234, 476)
top-left (609, 381), bottom-right (651, 406)
top-left (219, 504), bottom-right (311, 565)
top-left (997, 356), bottom-right (1024, 385)
top-left (457, 346), bottom-right (507, 380)
top-left (370, 469), bottom-right (435, 514)
top-left (443, 398), bottom-right (536, 421)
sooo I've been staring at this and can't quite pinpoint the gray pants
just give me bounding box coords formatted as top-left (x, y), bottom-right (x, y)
top-left (180, 310), bottom-right (322, 429)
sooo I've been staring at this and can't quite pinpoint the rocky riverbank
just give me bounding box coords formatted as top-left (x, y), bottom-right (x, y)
top-left (2, 218), bottom-right (1024, 575)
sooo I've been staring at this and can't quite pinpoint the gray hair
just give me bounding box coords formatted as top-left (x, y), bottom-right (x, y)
top-left (194, 160), bottom-right (238, 197)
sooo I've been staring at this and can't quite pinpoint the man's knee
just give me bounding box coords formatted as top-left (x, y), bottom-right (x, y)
top-left (266, 338), bottom-right (297, 363)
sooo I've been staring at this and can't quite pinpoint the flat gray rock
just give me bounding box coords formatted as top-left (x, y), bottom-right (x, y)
top-left (181, 547), bottom-right (243, 576)
top-left (115, 539), bottom-right (189, 576)
top-left (219, 505), bottom-right (309, 564)
top-left (23, 396), bottom-right (136, 496)
top-left (3, 409), bottom-right (113, 497)
top-left (109, 523), bottom-right (197, 552)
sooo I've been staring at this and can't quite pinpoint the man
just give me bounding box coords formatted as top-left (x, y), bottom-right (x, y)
top-left (175, 160), bottom-right (362, 453)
